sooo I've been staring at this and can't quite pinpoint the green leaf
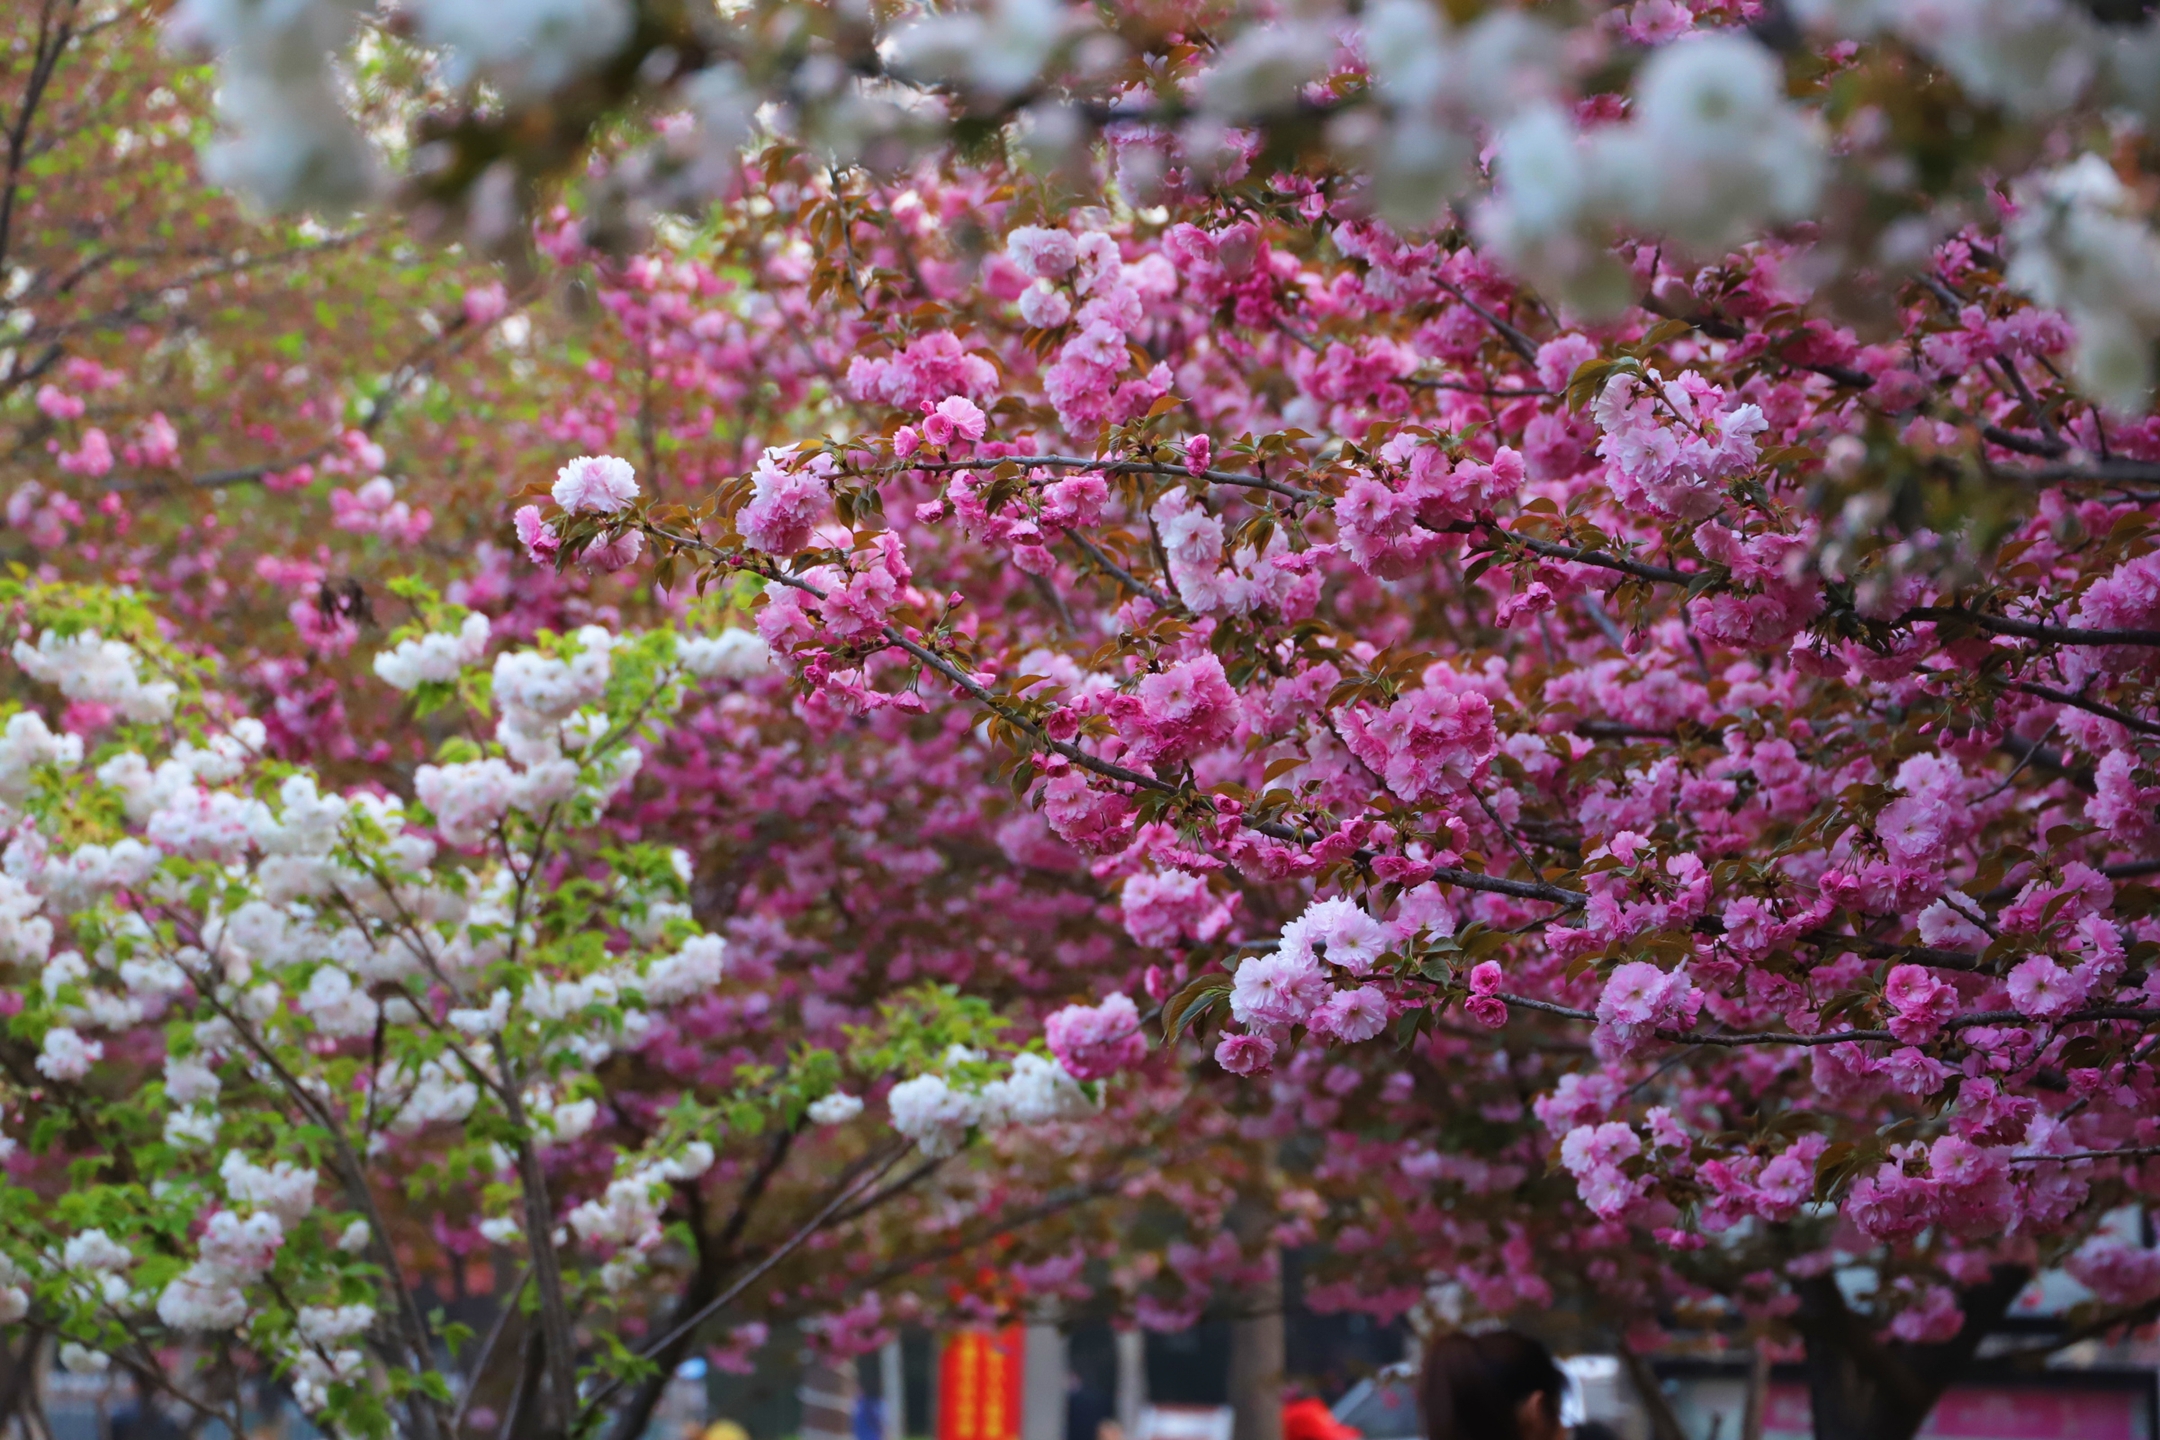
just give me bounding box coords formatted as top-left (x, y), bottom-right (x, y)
top-left (1161, 973), bottom-right (1232, 1043)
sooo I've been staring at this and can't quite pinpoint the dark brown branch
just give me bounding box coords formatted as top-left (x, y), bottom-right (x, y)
top-left (1571, 719), bottom-right (1725, 742)
top-left (1905, 606), bottom-right (2160, 649)
top-left (915, 457), bottom-right (1707, 592)
top-left (1482, 525), bottom-right (1692, 584)
top-left (2005, 458), bottom-right (2160, 487)
top-left (1405, 377), bottom-right (1553, 398)
top-left (1064, 528), bottom-right (1180, 611)
top-left (1434, 276), bottom-right (1539, 362)
top-left (1994, 732), bottom-right (2095, 795)
top-left (603, 1124), bottom-right (804, 1440)
top-left (826, 1154), bottom-right (946, 1227)
top-left (451, 1267), bottom-right (529, 1436)
top-left (2008, 1145), bottom-right (2160, 1164)
top-left (2014, 681), bottom-right (2160, 738)
top-left (1982, 424), bottom-right (2069, 460)
top-left (0, 1), bottom-right (76, 278)
top-left (825, 1167), bottom-right (1139, 1299)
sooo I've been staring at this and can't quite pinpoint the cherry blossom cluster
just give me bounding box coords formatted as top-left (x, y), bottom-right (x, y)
top-left (161, 0), bottom-right (2160, 421)
top-left (493, 154), bottom-right (2160, 1355)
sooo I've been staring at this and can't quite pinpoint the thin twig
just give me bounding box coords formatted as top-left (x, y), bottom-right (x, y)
top-left (450, 1266), bottom-right (531, 1435)
top-left (1064, 528), bottom-right (1180, 611)
top-left (1978, 720), bottom-right (2057, 801)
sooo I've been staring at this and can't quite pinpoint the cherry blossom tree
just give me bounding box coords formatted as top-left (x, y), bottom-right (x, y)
top-left (26, 4), bottom-right (2160, 1440)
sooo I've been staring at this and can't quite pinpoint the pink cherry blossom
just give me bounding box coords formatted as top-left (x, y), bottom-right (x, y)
top-left (1311, 986), bottom-right (1389, 1043)
top-left (1044, 994), bottom-right (1147, 1080)
top-left (920, 395), bottom-right (988, 448)
top-left (514, 505), bottom-right (561, 563)
top-left (1333, 676), bottom-right (1497, 805)
top-left (1883, 964), bottom-right (1958, 1045)
top-left (1107, 654), bottom-right (1238, 769)
top-left (1213, 1031), bottom-right (1276, 1075)
top-left (2005, 955), bottom-right (2089, 1021)
top-left (737, 447), bottom-right (832, 555)
top-left (35, 385), bottom-right (83, 421)
top-left (1120, 869), bottom-right (1234, 950)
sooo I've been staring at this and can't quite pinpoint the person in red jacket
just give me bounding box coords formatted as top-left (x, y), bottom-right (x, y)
top-left (1282, 1393), bottom-right (1362, 1440)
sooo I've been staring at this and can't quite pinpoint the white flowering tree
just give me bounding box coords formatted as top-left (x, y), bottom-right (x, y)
top-left (0, 581), bottom-right (1097, 1439)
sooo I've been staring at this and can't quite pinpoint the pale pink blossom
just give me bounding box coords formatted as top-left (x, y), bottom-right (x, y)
top-left (737, 447), bottom-right (832, 556)
top-left (1311, 986), bottom-right (1388, 1043)
top-left (1229, 950), bottom-right (1328, 1028)
top-left (1120, 869), bottom-right (1234, 950)
top-left (551, 454), bottom-right (640, 514)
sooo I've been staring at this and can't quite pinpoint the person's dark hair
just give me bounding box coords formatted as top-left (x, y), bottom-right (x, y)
top-left (1419, 1329), bottom-right (1566, 1440)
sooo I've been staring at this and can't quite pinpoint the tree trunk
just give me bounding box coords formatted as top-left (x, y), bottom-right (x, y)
top-left (1023, 1313), bottom-right (1068, 1440)
top-left (604, 1128), bottom-right (795, 1440)
top-left (1227, 1269), bottom-right (1283, 1440)
top-left (0, 1328), bottom-right (41, 1435)
top-left (1114, 1329), bottom-right (1146, 1440)
top-left (497, 1330), bottom-right (545, 1440)
top-left (1793, 1265), bottom-right (2030, 1440)
top-left (602, 1254), bottom-right (724, 1440)
top-left (1740, 1339), bottom-right (1770, 1440)
top-left (1615, 1342), bottom-right (1688, 1440)
top-left (882, 1339), bottom-right (907, 1440)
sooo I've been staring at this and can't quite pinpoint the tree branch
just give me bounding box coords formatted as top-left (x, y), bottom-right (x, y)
top-left (579, 1141), bottom-right (913, 1425)
top-left (1907, 607), bottom-right (2160, 649)
top-left (2014, 681), bottom-right (2160, 738)
top-left (0, 0), bottom-right (76, 279)
top-left (903, 454), bottom-right (1320, 504)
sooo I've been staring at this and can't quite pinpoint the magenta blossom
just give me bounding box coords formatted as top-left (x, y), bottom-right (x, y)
top-left (513, 505), bottom-right (561, 563)
top-left (1044, 994), bottom-right (1147, 1081)
top-left (1213, 1032), bottom-right (1276, 1076)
